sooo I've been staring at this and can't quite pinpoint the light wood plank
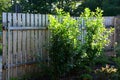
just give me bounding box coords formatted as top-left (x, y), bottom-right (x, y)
top-left (17, 13), bottom-right (22, 27)
top-left (35, 14), bottom-right (38, 27)
top-left (45, 15), bottom-right (49, 27)
top-left (2, 31), bottom-right (7, 80)
top-left (31, 14), bottom-right (34, 27)
top-left (22, 31), bottom-right (26, 74)
top-left (26, 13), bottom-right (30, 27)
top-left (21, 13), bottom-right (26, 75)
top-left (21, 14), bottom-right (26, 27)
top-left (17, 30), bottom-right (22, 76)
top-left (42, 14), bottom-right (46, 27)
top-left (13, 13), bottom-right (17, 27)
top-left (31, 30), bottom-right (35, 61)
top-left (39, 30), bottom-right (42, 61)
top-left (26, 14), bottom-right (30, 73)
top-left (41, 14), bottom-right (43, 27)
top-left (17, 13), bottom-right (22, 77)
top-left (13, 31), bottom-right (18, 77)
top-left (38, 14), bottom-right (41, 27)
top-left (2, 12), bottom-right (7, 68)
top-left (8, 13), bottom-right (13, 79)
top-left (35, 30), bottom-right (38, 61)
top-left (26, 31), bottom-right (30, 62)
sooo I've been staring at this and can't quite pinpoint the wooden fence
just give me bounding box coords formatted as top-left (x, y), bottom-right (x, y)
top-left (2, 12), bottom-right (115, 80)
top-left (2, 13), bottom-right (50, 80)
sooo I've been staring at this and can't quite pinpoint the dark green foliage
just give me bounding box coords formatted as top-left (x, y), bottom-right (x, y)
top-left (48, 8), bottom-right (114, 79)
top-left (48, 9), bottom-right (81, 79)
top-left (2, 0), bottom-right (120, 16)
top-left (94, 54), bottom-right (109, 66)
top-left (18, 0), bottom-right (81, 15)
top-left (102, 0), bottom-right (120, 16)
top-left (80, 73), bottom-right (92, 80)
top-left (78, 8), bottom-right (114, 66)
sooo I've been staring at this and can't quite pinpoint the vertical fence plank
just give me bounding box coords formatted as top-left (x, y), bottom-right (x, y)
top-left (39, 30), bottom-right (42, 61)
top-left (21, 13), bottom-right (26, 75)
top-left (26, 30), bottom-right (30, 71)
top-left (2, 12), bottom-right (7, 80)
top-left (17, 13), bottom-right (22, 27)
top-left (31, 14), bottom-right (35, 62)
top-left (35, 14), bottom-right (38, 27)
top-left (13, 31), bottom-right (17, 77)
top-left (42, 30), bottom-right (45, 63)
top-left (35, 30), bottom-right (38, 60)
top-left (8, 13), bottom-right (13, 79)
top-left (38, 14), bottom-right (41, 27)
top-left (12, 13), bottom-right (17, 77)
top-left (17, 30), bottom-right (22, 76)
top-left (46, 15), bottom-right (49, 26)
top-left (38, 30), bottom-right (42, 61)
top-left (17, 13), bottom-right (22, 77)
top-left (34, 14), bottom-right (38, 63)
top-left (26, 13), bottom-right (30, 63)
top-left (2, 13), bottom-right (7, 66)
top-left (26, 13), bottom-right (30, 73)
top-left (45, 30), bottom-right (48, 63)
top-left (13, 13), bottom-right (17, 27)
top-left (13, 13), bottom-right (18, 78)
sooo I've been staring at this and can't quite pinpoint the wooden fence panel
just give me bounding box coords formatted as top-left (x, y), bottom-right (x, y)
top-left (2, 13), bottom-right (49, 80)
top-left (104, 17), bottom-right (115, 27)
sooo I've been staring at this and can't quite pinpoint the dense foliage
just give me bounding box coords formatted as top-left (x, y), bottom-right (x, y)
top-left (48, 9), bottom-right (81, 79)
top-left (48, 8), bottom-right (114, 79)
top-left (79, 8), bottom-right (114, 64)
top-left (11, 0), bottom-right (120, 16)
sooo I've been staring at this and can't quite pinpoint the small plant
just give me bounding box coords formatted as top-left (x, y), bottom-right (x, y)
top-left (80, 74), bottom-right (92, 80)
top-left (95, 64), bottom-right (117, 79)
top-left (95, 64), bottom-right (117, 73)
top-left (94, 53), bottom-right (109, 66)
top-left (10, 77), bottom-right (19, 80)
top-left (114, 42), bottom-right (120, 57)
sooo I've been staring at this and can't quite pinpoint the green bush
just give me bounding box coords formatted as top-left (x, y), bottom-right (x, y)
top-left (48, 8), bottom-right (114, 79)
top-left (48, 8), bottom-right (81, 79)
top-left (80, 73), bottom-right (92, 80)
top-left (78, 8), bottom-right (114, 66)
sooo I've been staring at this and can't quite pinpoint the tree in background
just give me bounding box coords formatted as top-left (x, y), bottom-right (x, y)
top-left (102, 0), bottom-right (120, 16)
top-left (18, 0), bottom-right (56, 13)
top-left (17, 0), bottom-right (82, 15)
top-left (74, 0), bottom-right (103, 16)
top-left (1, 0), bottom-right (120, 18)
top-left (77, 0), bottom-right (120, 16)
